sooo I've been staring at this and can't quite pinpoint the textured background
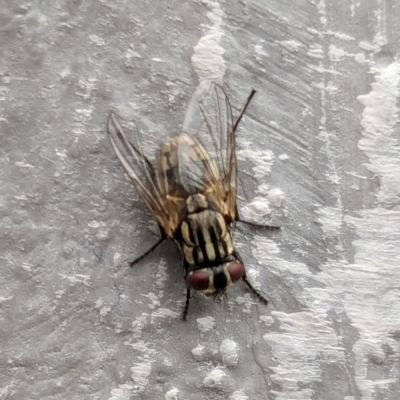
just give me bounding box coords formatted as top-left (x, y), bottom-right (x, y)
top-left (1, 1), bottom-right (400, 399)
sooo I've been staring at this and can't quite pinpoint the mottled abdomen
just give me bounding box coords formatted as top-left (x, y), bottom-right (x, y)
top-left (156, 134), bottom-right (220, 197)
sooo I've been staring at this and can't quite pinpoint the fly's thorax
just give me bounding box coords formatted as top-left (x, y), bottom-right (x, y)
top-left (186, 193), bottom-right (208, 213)
top-left (177, 207), bottom-right (233, 266)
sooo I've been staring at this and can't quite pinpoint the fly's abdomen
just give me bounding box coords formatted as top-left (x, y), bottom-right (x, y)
top-left (156, 134), bottom-right (220, 197)
top-left (177, 208), bottom-right (233, 266)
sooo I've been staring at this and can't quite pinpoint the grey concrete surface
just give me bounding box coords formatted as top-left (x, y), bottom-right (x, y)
top-left (1, 1), bottom-right (400, 399)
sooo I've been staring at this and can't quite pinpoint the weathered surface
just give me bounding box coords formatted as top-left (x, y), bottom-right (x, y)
top-left (1, 1), bottom-right (400, 399)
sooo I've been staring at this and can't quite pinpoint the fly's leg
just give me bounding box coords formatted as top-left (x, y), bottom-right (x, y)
top-left (129, 235), bottom-right (166, 267)
top-left (242, 274), bottom-right (269, 305)
top-left (182, 288), bottom-right (191, 320)
top-left (233, 89), bottom-right (257, 133)
top-left (236, 219), bottom-right (281, 230)
top-left (233, 90), bottom-right (281, 231)
top-left (233, 250), bottom-right (269, 305)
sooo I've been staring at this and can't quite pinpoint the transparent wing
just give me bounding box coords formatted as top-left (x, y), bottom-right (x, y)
top-left (180, 81), bottom-right (237, 219)
top-left (107, 113), bottom-right (172, 233)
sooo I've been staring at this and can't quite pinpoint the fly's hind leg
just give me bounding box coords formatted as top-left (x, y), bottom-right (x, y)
top-left (233, 89), bottom-right (257, 133)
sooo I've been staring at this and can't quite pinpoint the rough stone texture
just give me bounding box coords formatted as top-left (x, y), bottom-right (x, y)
top-left (1, 1), bottom-right (400, 399)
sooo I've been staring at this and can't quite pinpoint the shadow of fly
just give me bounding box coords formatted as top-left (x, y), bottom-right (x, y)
top-left (107, 81), bottom-right (280, 319)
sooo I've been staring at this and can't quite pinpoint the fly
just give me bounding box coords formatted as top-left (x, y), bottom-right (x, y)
top-left (107, 81), bottom-right (280, 319)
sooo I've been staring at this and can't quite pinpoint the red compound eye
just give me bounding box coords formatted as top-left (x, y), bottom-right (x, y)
top-left (227, 262), bottom-right (245, 283)
top-left (187, 270), bottom-right (209, 291)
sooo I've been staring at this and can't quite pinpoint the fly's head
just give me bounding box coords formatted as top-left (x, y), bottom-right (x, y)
top-left (186, 260), bottom-right (245, 299)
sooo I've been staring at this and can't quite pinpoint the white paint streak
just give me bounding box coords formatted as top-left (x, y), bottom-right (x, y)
top-left (131, 319), bottom-right (145, 338)
top-left (325, 30), bottom-right (355, 41)
top-left (307, 44), bottom-right (324, 59)
top-left (237, 148), bottom-right (274, 180)
top-left (341, 61), bottom-right (400, 398)
top-left (203, 367), bottom-right (228, 389)
top-left (125, 48), bottom-right (142, 68)
top-left (358, 41), bottom-right (376, 52)
top-left (191, 345), bottom-right (206, 361)
top-left (150, 307), bottom-right (180, 322)
top-left (259, 315), bottom-right (274, 326)
top-left (15, 161), bottom-right (34, 168)
top-left (278, 153), bottom-right (289, 161)
top-left (229, 390), bottom-right (249, 400)
top-left (357, 63), bottom-right (400, 207)
top-left (315, 206), bottom-right (343, 239)
top-left (89, 34), bottom-right (106, 47)
top-left (356, 1), bottom-right (387, 55)
top-left (22, 262), bottom-right (33, 272)
top-left (266, 188), bottom-right (285, 208)
top-left (58, 273), bottom-right (91, 286)
top-left (113, 251), bottom-right (121, 267)
top-left (350, 0), bottom-right (360, 18)
top-left (145, 259), bottom-right (179, 321)
top-left (108, 384), bottom-right (133, 400)
top-left (124, 340), bottom-right (156, 356)
top-left (254, 232), bottom-right (348, 398)
top-left (304, 62), bottom-right (400, 399)
top-left (264, 310), bottom-right (345, 398)
top-left (191, 0), bottom-right (226, 83)
top-left (220, 339), bottom-right (239, 367)
top-left (278, 40), bottom-right (304, 52)
top-left (196, 316), bottom-right (215, 332)
top-left (165, 387), bottom-right (179, 400)
top-left (317, 0), bottom-right (327, 25)
top-left (0, 295), bottom-right (13, 303)
top-left (329, 44), bottom-right (347, 63)
top-left (373, 0), bottom-right (387, 50)
top-left (354, 53), bottom-right (366, 64)
top-left (240, 197), bottom-right (270, 222)
top-left (130, 362), bottom-right (152, 393)
top-left (141, 292), bottom-right (160, 309)
top-left (154, 259), bottom-right (169, 291)
top-left (252, 237), bottom-right (311, 276)
top-left (254, 43), bottom-right (269, 63)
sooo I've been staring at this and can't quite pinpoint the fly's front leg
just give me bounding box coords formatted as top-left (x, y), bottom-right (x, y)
top-left (182, 288), bottom-right (191, 320)
top-left (233, 250), bottom-right (269, 305)
top-left (242, 274), bottom-right (269, 305)
top-left (181, 259), bottom-right (191, 320)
